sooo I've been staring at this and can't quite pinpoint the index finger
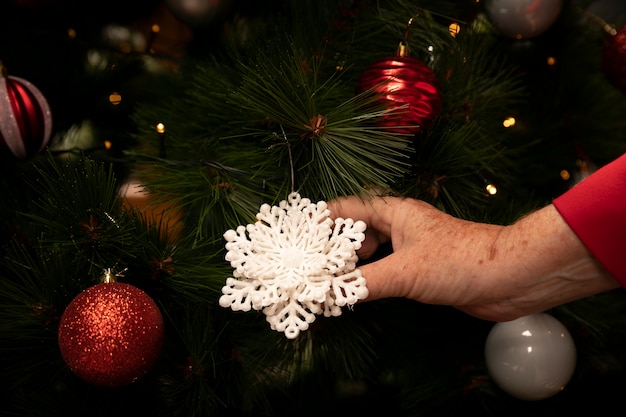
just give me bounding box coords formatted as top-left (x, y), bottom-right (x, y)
top-left (328, 195), bottom-right (401, 237)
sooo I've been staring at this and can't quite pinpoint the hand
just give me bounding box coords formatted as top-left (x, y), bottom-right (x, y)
top-left (328, 196), bottom-right (618, 321)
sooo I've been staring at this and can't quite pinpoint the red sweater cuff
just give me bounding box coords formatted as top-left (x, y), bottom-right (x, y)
top-left (553, 154), bottom-right (626, 287)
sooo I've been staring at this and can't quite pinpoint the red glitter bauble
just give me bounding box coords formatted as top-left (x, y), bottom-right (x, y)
top-left (602, 25), bottom-right (626, 95)
top-left (58, 282), bottom-right (165, 387)
top-left (0, 65), bottom-right (53, 160)
top-left (356, 55), bottom-right (442, 135)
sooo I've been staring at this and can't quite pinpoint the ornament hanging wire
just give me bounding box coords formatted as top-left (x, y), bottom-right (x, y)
top-left (280, 124), bottom-right (296, 195)
top-left (398, 11), bottom-right (423, 57)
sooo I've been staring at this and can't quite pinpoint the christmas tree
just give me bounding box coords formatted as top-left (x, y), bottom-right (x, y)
top-left (2, 0), bottom-right (626, 415)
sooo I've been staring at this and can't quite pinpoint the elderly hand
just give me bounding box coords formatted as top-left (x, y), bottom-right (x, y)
top-left (328, 196), bottom-right (618, 321)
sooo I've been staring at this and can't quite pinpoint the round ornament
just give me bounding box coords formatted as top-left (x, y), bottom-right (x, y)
top-left (483, 0), bottom-right (564, 39)
top-left (164, 0), bottom-right (232, 27)
top-left (356, 49), bottom-right (442, 136)
top-left (0, 64), bottom-right (53, 160)
top-left (602, 24), bottom-right (626, 95)
top-left (484, 313), bottom-right (576, 401)
top-left (102, 24), bottom-right (147, 53)
top-left (58, 275), bottom-right (164, 387)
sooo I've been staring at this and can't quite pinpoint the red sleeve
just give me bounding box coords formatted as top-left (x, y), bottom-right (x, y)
top-left (553, 153), bottom-right (626, 287)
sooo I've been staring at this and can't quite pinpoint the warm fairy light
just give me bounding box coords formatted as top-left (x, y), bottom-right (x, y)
top-left (547, 56), bottom-right (556, 66)
top-left (104, 140), bottom-right (112, 150)
top-left (485, 183), bottom-right (498, 195)
top-left (156, 122), bottom-right (166, 134)
top-left (67, 28), bottom-right (77, 39)
top-left (449, 23), bottom-right (461, 37)
top-left (152, 24), bottom-right (160, 34)
top-left (109, 92), bottom-right (122, 105)
top-left (560, 169), bottom-right (571, 180)
top-left (502, 117), bottom-right (516, 128)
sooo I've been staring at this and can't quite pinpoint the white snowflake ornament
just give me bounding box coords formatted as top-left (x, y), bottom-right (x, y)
top-left (219, 192), bottom-right (368, 339)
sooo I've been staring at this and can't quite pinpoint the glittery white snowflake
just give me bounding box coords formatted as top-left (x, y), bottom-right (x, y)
top-left (219, 192), bottom-right (368, 339)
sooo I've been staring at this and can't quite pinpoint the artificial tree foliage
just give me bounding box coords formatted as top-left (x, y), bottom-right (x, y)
top-left (3, 1), bottom-right (626, 416)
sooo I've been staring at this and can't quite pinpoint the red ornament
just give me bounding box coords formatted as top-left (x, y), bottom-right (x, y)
top-left (58, 276), bottom-right (164, 387)
top-left (356, 46), bottom-right (442, 136)
top-left (0, 64), bottom-right (53, 159)
top-left (602, 25), bottom-right (626, 95)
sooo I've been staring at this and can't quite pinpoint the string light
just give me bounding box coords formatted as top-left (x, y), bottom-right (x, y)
top-left (109, 92), bottom-right (122, 105)
top-left (148, 24), bottom-right (161, 54)
top-left (485, 183), bottom-right (498, 195)
top-left (502, 116), bottom-right (516, 128)
top-left (156, 122), bottom-right (166, 158)
top-left (449, 22), bottom-right (461, 37)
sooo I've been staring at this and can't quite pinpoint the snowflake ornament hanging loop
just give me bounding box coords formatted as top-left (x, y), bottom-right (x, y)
top-left (219, 192), bottom-right (368, 339)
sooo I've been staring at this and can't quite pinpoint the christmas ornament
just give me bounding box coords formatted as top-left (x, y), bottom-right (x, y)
top-left (58, 270), bottom-right (164, 387)
top-left (0, 63), bottom-right (52, 159)
top-left (164, 0), bottom-right (232, 27)
top-left (356, 40), bottom-right (442, 136)
top-left (483, 0), bottom-right (564, 39)
top-left (102, 23), bottom-right (147, 53)
top-left (484, 313), bottom-right (576, 401)
top-left (219, 192), bottom-right (368, 339)
top-left (602, 24), bottom-right (626, 95)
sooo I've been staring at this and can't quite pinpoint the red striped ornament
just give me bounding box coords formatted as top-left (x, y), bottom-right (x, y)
top-left (0, 66), bottom-right (52, 159)
top-left (356, 43), bottom-right (442, 137)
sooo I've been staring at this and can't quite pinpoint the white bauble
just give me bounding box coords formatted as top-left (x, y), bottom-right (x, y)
top-left (484, 313), bottom-right (576, 400)
top-left (483, 0), bottom-right (564, 39)
top-left (102, 24), bottom-right (147, 53)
